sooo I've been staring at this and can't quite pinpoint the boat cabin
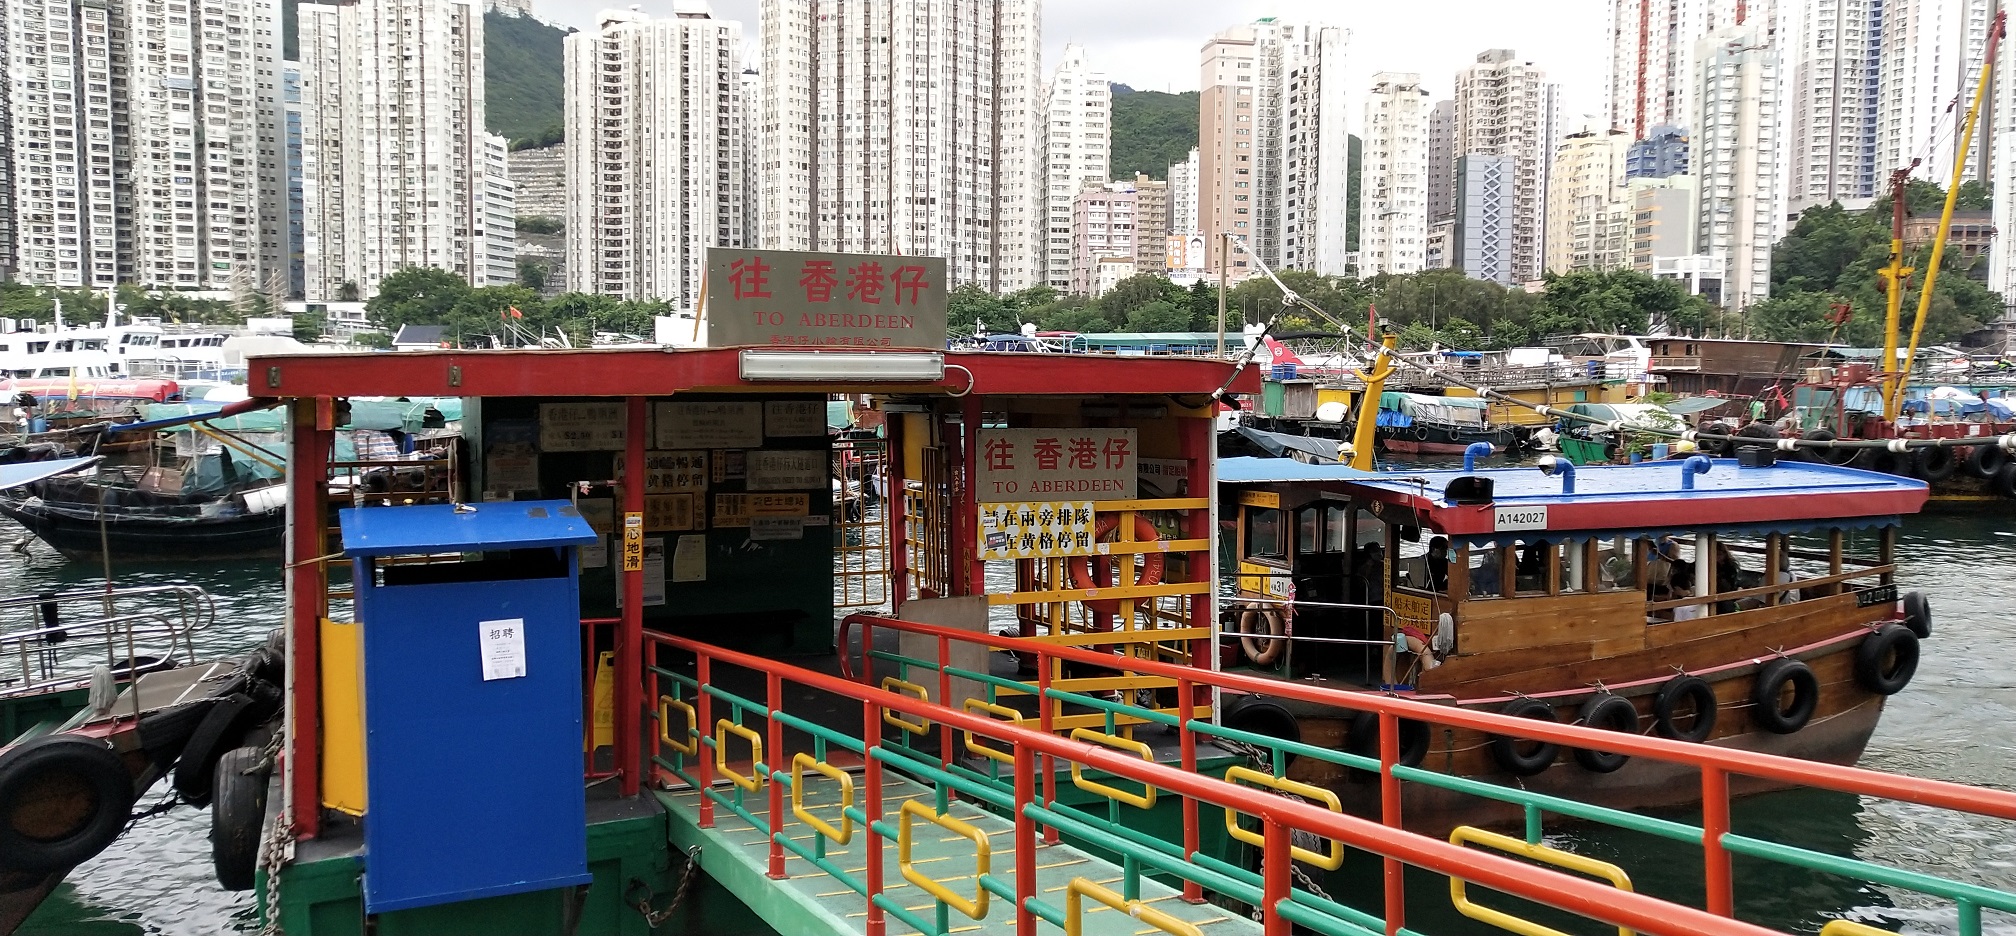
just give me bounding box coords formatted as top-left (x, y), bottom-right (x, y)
top-left (1220, 453), bottom-right (1929, 693)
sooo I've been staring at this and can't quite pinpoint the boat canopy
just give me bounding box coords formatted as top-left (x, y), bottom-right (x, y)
top-left (1218, 455), bottom-right (1379, 484)
top-left (1559, 402), bottom-right (1679, 430)
top-left (1657, 396), bottom-right (1736, 417)
top-left (139, 397), bottom-right (463, 434)
top-left (1229, 425), bottom-right (1341, 462)
top-left (1379, 392), bottom-right (1488, 428)
top-left (0, 456), bottom-right (101, 492)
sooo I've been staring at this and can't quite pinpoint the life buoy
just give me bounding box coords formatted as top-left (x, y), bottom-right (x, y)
top-left (174, 692), bottom-right (264, 806)
top-left (1345, 709), bottom-right (1431, 769)
top-left (1488, 698), bottom-right (1559, 777)
top-left (1067, 514), bottom-right (1165, 615)
top-left (1803, 429), bottom-right (1856, 466)
top-left (1853, 624), bottom-right (1919, 696)
top-left (1915, 445), bottom-right (1958, 482)
top-left (211, 745), bottom-right (269, 891)
top-left (1572, 693), bottom-right (1640, 773)
top-left (1236, 606), bottom-right (1287, 666)
top-left (1652, 674), bottom-right (1719, 742)
top-left (1750, 658), bottom-right (1818, 734)
top-left (1900, 590), bottom-right (1931, 638)
top-left (0, 735), bottom-right (136, 873)
top-left (1967, 443), bottom-right (2007, 478)
top-left (1220, 696), bottom-right (1300, 768)
top-left (1995, 463), bottom-right (2016, 499)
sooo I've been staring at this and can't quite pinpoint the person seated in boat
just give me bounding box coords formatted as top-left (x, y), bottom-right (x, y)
top-left (1425, 536), bottom-right (1451, 592)
top-left (1714, 543), bottom-right (1746, 614)
top-left (1515, 539), bottom-right (1560, 593)
top-left (1470, 546), bottom-right (1503, 598)
top-left (1665, 560), bottom-right (1707, 621)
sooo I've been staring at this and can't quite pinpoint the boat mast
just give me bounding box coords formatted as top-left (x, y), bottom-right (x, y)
top-left (1890, 9), bottom-right (2006, 422)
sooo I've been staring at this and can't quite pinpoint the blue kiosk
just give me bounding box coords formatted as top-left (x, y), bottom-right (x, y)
top-left (340, 500), bottom-right (600, 913)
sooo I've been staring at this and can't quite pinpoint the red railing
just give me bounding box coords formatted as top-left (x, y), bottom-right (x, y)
top-left (644, 627), bottom-right (1788, 936)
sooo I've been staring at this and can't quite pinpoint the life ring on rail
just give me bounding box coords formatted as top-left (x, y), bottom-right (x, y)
top-left (1487, 698), bottom-right (1559, 777)
top-left (1067, 514), bottom-right (1165, 615)
top-left (0, 734), bottom-right (136, 874)
top-left (1967, 443), bottom-right (2007, 478)
top-left (1571, 693), bottom-right (1641, 774)
top-left (1853, 623), bottom-right (1919, 696)
top-left (1236, 605), bottom-right (1287, 667)
top-left (1652, 674), bottom-right (1719, 742)
top-left (1750, 658), bottom-right (1818, 735)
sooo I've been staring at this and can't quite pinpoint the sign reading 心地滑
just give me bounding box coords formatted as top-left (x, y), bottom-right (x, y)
top-left (706, 249), bottom-right (949, 350)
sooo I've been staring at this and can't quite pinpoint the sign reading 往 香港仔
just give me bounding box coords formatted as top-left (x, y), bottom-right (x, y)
top-left (974, 429), bottom-right (1137, 503)
top-left (706, 249), bottom-right (949, 349)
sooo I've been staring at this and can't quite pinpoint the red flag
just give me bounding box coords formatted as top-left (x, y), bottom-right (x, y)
top-left (509, 306), bottom-right (524, 319)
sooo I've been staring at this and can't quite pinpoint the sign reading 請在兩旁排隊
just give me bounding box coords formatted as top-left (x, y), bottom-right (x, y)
top-left (974, 429), bottom-right (1137, 503)
top-left (706, 249), bottom-right (949, 349)
top-left (978, 501), bottom-right (1096, 561)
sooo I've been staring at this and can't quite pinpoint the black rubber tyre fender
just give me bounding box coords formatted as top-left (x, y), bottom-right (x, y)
top-left (1699, 423), bottom-right (1736, 456)
top-left (0, 734), bottom-right (136, 874)
top-left (1995, 463), bottom-right (2016, 499)
top-left (1487, 698), bottom-right (1559, 777)
top-left (1853, 624), bottom-right (1920, 696)
top-left (1914, 445), bottom-right (1958, 482)
top-left (1901, 590), bottom-right (1932, 639)
top-left (1802, 429), bottom-right (1856, 466)
top-left (210, 746), bottom-right (269, 891)
top-left (1750, 658), bottom-right (1820, 735)
top-left (1220, 697), bottom-right (1300, 769)
top-left (1735, 422), bottom-right (1780, 451)
top-left (1967, 443), bottom-right (2008, 479)
top-left (1652, 674), bottom-right (1719, 743)
top-left (1858, 447), bottom-right (1913, 477)
top-left (1572, 693), bottom-right (1640, 774)
top-left (137, 697), bottom-right (221, 766)
top-left (173, 693), bottom-right (260, 807)
top-left (1345, 709), bottom-right (1431, 769)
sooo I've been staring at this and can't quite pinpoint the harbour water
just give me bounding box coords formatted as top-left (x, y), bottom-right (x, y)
top-left (7, 511), bottom-right (2014, 935)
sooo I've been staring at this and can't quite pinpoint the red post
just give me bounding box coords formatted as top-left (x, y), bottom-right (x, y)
top-left (1178, 677), bottom-right (1203, 904)
top-left (860, 619), bottom-right (875, 685)
top-left (1262, 818), bottom-right (1291, 936)
top-left (863, 700), bottom-right (887, 936)
top-left (1380, 710), bottom-right (1405, 936)
top-left (1180, 411), bottom-right (1213, 676)
top-left (1702, 766), bottom-right (1734, 916)
top-left (887, 414), bottom-right (909, 615)
top-left (696, 654), bottom-right (715, 828)
top-left (1036, 649), bottom-right (1058, 844)
top-left (767, 671), bottom-right (786, 879)
top-left (958, 396), bottom-right (984, 595)
top-left (1013, 744), bottom-right (1037, 936)
top-left (286, 397), bottom-right (331, 840)
top-left (938, 635), bottom-right (954, 771)
top-left (618, 396), bottom-right (647, 796)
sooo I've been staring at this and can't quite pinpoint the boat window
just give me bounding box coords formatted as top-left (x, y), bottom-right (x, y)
top-left (1323, 504), bottom-right (1348, 553)
top-left (1245, 507), bottom-right (1284, 560)
top-left (1466, 545), bottom-right (1510, 598)
top-left (1595, 537), bottom-right (1635, 591)
top-left (1512, 539), bottom-right (1564, 595)
top-left (1296, 506), bottom-right (1322, 556)
top-left (40, 366), bottom-right (69, 376)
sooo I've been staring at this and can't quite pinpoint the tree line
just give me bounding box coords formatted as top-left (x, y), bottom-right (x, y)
top-left (361, 267), bottom-right (672, 348)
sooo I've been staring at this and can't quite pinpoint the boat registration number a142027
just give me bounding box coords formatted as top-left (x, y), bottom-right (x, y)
top-left (1492, 505), bottom-right (1548, 532)
top-left (1856, 584), bottom-right (1900, 607)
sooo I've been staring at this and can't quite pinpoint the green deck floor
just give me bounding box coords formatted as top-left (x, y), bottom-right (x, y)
top-left (660, 769), bottom-right (1262, 936)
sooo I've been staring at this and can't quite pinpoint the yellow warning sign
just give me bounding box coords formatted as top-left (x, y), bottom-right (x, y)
top-left (621, 512), bottom-right (644, 571)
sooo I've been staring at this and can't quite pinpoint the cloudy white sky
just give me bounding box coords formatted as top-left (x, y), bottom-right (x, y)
top-left (532, 0), bottom-right (1614, 123)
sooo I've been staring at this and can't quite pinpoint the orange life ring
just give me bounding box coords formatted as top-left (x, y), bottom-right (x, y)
top-left (1238, 606), bottom-right (1287, 666)
top-left (1067, 514), bottom-right (1166, 615)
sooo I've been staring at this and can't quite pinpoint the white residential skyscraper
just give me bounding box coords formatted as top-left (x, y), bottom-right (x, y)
top-left (755, 0), bottom-right (1042, 291)
top-left (1694, 23), bottom-right (1779, 312)
top-left (299, 0), bottom-right (504, 300)
top-left (1040, 44), bottom-right (1110, 291)
top-left (1168, 146), bottom-right (1198, 237)
top-left (563, 5), bottom-right (743, 306)
top-left (1197, 20), bottom-right (1350, 276)
top-left (1878, 0), bottom-right (1992, 184)
top-left (1546, 125), bottom-right (1634, 273)
top-left (1358, 73), bottom-right (1430, 275)
top-left (1452, 49), bottom-right (1559, 283)
top-left (1780, 0), bottom-right (1881, 211)
top-left (1603, 0), bottom-right (1751, 139)
top-left (1427, 99), bottom-right (1455, 224)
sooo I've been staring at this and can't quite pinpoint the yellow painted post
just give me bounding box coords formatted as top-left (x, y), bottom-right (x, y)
top-left (1349, 334), bottom-right (1398, 471)
top-left (318, 618), bottom-right (367, 815)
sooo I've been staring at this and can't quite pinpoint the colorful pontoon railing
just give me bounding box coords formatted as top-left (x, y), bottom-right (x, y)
top-left (821, 612), bottom-right (2016, 936)
top-left (641, 625), bottom-right (1998, 936)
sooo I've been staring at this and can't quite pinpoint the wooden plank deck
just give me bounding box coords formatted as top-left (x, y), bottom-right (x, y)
top-left (659, 769), bottom-right (1262, 936)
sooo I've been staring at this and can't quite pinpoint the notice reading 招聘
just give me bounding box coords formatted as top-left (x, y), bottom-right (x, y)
top-left (479, 618), bottom-right (526, 681)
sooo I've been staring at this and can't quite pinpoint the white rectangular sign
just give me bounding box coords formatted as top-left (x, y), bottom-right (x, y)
top-left (746, 450), bottom-right (826, 491)
top-left (479, 618), bottom-right (527, 681)
top-left (975, 428), bottom-right (1137, 503)
top-left (1492, 505), bottom-right (1549, 532)
top-left (655, 402), bottom-right (764, 449)
top-left (765, 400), bottom-right (827, 437)
top-left (539, 402), bottom-right (627, 452)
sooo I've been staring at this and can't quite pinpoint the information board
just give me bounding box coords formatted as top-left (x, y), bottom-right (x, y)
top-left (978, 501), bottom-right (1097, 561)
top-left (539, 402), bottom-right (627, 452)
top-left (746, 450), bottom-right (826, 491)
top-left (975, 429), bottom-right (1137, 503)
top-left (707, 249), bottom-right (948, 349)
top-left (655, 402), bottom-right (763, 449)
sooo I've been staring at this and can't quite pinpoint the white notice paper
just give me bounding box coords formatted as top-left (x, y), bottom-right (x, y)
top-left (673, 534), bottom-right (708, 582)
top-left (480, 618), bottom-right (527, 681)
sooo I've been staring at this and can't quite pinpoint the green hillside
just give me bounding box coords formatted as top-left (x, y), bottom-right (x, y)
top-left (1109, 85), bottom-right (1199, 180)
top-left (281, 3), bottom-right (568, 147)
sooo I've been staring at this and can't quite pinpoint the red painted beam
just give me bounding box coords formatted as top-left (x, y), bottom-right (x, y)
top-left (286, 398), bottom-right (331, 839)
top-left (249, 349), bottom-right (1261, 400)
top-left (618, 398), bottom-right (646, 796)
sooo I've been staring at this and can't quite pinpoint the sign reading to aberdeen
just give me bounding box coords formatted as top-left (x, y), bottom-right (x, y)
top-left (974, 429), bottom-right (1137, 503)
top-left (707, 248), bottom-right (949, 349)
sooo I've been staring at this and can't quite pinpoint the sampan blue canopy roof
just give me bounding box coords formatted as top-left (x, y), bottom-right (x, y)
top-left (1219, 455), bottom-right (1379, 484)
top-left (339, 500), bottom-right (598, 557)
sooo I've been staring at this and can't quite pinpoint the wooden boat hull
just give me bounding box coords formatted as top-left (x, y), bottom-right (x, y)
top-left (0, 498), bottom-right (284, 561)
top-left (1377, 424), bottom-right (1520, 455)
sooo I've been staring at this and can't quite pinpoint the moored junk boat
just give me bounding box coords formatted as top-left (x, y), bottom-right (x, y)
top-left (1373, 391), bottom-right (1520, 455)
top-left (1782, 363), bottom-right (2016, 512)
top-left (1217, 447), bottom-right (1931, 828)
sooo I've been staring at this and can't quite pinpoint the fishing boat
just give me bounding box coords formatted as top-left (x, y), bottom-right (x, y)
top-left (1373, 391), bottom-right (1520, 455)
top-left (1780, 363), bottom-right (2016, 512)
top-left (1216, 443), bottom-right (1930, 826)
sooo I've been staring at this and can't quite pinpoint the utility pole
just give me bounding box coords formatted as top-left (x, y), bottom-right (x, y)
top-left (1216, 232), bottom-right (1229, 357)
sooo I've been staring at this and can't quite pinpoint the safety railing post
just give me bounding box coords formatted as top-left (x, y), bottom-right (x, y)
top-left (1037, 648), bottom-right (1059, 844)
top-left (1263, 818), bottom-right (1290, 936)
top-left (767, 671), bottom-right (786, 880)
top-left (938, 634), bottom-right (955, 773)
top-left (1014, 744), bottom-right (1037, 936)
top-left (1178, 676), bottom-right (1203, 904)
top-left (861, 618), bottom-right (875, 685)
top-left (863, 699), bottom-right (886, 936)
top-left (1702, 765), bottom-right (1734, 916)
top-left (1380, 710), bottom-right (1405, 936)
top-left (696, 653), bottom-right (715, 828)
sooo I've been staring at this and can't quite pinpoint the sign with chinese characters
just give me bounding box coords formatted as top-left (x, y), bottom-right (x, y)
top-left (714, 492), bottom-right (810, 528)
top-left (707, 249), bottom-right (949, 349)
top-left (614, 451), bottom-right (709, 493)
top-left (644, 493), bottom-right (702, 532)
top-left (978, 501), bottom-right (1096, 561)
top-left (621, 513), bottom-right (644, 571)
top-left (655, 402), bottom-right (762, 449)
top-left (974, 429), bottom-right (1137, 503)
top-left (539, 402), bottom-right (627, 452)
top-left (764, 400), bottom-right (827, 437)
top-left (746, 450), bottom-right (826, 491)
top-left (479, 618), bottom-right (526, 681)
